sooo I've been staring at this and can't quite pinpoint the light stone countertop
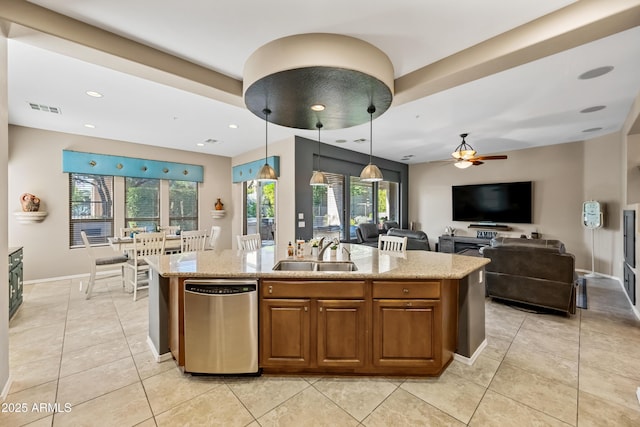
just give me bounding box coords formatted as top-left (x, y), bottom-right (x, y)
top-left (146, 244), bottom-right (489, 280)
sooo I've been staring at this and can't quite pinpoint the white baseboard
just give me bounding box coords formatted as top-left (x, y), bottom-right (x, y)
top-left (23, 270), bottom-right (123, 285)
top-left (454, 339), bottom-right (487, 366)
top-left (1, 373), bottom-right (13, 401)
top-left (147, 336), bottom-right (173, 363)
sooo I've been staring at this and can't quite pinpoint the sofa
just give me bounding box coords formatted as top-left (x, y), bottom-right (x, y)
top-left (482, 237), bottom-right (577, 314)
top-left (386, 228), bottom-right (431, 251)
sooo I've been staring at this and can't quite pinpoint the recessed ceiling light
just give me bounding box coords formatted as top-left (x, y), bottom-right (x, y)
top-left (578, 66), bottom-right (614, 80)
top-left (580, 106), bottom-right (606, 113)
top-left (85, 90), bottom-right (103, 98)
top-left (335, 139), bottom-right (347, 144)
top-left (204, 138), bottom-right (219, 144)
top-left (229, 124), bottom-right (238, 129)
top-left (354, 138), bottom-right (367, 144)
top-left (84, 123), bottom-right (95, 128)
top-left (583, 127), bottom-right (603, 132)
top-left (196, 143), bottom-right (205, 147)
top-left (310, 104), bottom-right (325, 112)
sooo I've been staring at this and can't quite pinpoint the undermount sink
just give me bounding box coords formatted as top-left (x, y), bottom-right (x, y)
top-left (272, 260), bottom-right (358, 272)
top-left (314, 261), bottom-right (358, 271)
top-left (272, 261), bottom-right (316, 271)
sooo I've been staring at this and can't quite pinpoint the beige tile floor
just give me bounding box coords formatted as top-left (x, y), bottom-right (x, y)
top-left (2, 275), bottom-right (640, 426)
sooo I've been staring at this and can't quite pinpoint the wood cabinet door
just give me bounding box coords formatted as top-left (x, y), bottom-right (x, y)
top-left (260, 299), bottom-right (311, 367)
top-left (372, 299), bottom-right (442, 368)
top-left (316, 299), bottom-right (366, 367)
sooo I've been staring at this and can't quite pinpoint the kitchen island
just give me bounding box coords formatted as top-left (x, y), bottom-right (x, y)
top-left (146, 244), bottom-right (489, 376)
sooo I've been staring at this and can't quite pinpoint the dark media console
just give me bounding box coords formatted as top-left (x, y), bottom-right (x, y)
top-left (438, 235), bottom-right (491, 254)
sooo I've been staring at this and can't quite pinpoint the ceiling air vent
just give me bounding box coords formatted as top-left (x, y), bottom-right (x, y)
top-left (29, 102), bottom-right (61, 114)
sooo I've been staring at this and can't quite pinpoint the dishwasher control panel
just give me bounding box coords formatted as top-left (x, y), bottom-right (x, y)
top-left (185, 284), bottom-right (256, 294)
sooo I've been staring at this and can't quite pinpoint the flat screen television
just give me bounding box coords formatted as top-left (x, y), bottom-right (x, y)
top-left (452, 181), bottom-right (533, 224)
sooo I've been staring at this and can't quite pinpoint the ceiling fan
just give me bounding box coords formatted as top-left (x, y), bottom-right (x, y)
top-left (451, 133), bottom-right (507, 168)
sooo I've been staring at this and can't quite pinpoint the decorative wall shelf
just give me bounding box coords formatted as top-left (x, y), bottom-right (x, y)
top-left (14, 211), bottom-right (48, 224)
top-left (210, 210), bottom-right (226, 219)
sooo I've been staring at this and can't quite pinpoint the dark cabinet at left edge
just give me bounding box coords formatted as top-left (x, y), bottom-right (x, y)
top-left (9, 247), bottom-right (24, 319)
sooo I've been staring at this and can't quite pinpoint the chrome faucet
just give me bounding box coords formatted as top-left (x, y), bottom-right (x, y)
top-left (342, 246), bottom-right (351, 261)
top-left (317, 237), bottom-right (339, 261)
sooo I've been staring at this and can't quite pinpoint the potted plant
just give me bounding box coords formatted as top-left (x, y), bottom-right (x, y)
top-left (310, 239), bottom-right (319, 257)
top-left (329, 242), bottom-right (338, 259)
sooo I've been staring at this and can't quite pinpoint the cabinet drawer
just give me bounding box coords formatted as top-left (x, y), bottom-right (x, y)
top-left (9, 249), bottom-right (23, 269)
top-left (372, 281), bottom-right (440, 299)
top-left (262, 280), bottom-right (365, 299)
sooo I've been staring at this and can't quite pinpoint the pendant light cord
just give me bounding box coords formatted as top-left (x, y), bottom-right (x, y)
top-left (263, 108), bottom-right (271, 162)
top-left (368, 105), bottom-right (376, 164)
top-left (317, 122), bottom-right (322, 171)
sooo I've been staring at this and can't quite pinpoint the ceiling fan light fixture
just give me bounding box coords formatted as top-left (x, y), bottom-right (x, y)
top-left (360, 105), bottom-right (384, 182)
top-left (454, 160), bottom-right (473, 169)
top-left (256, 108), bottom-right (278, 182)
top-left (451, 133), bottom-right (476, 160)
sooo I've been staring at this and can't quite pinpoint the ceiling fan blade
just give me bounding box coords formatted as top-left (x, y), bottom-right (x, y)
top-left (473, 155), bottom-right (508, 160)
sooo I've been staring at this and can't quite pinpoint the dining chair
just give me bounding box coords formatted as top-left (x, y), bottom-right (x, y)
top-left (159, 225), bottom-right (181, 235)
top-left (237, 233), bottom-right (261, 250)
top-left (120, 227), bottom-right (146, 237)
top-left (180, 230), bottom-right (209, 252)
top-left (80, 231), bottom-right (129, 300)
top-left (378, 235), bottom-right (408, 253)
top-left (125, 232), bottom-right (166, 301)
top-left (208, 225), bottom-right (222, 250)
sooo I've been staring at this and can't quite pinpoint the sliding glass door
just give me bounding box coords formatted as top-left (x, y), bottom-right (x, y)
top-left (244, 180), bottom-right (276, 246)
top-left (312, 172), bottom-right (344, 241)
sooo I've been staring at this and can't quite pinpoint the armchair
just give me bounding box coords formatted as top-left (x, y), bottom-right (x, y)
top-left (356, 223), bottom-right (380, 247)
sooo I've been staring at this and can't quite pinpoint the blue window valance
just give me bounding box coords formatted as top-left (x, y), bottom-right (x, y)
top-left (62, 150), bottom-right (203, 182)
top-left (232, 156), bottom-right (280, 183)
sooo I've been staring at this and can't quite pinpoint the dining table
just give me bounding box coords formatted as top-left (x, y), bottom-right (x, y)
top-left (108, 234), bottom-right (183, 254)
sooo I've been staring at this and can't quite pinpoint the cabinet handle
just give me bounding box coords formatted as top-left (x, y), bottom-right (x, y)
top-left (403, 288), bottom-right (409, 294)
top-left (304, 307), bottom-right (308, 312)
top-left (319, 307), bottom-right (323, 312)
top-left (268, 285), bottom-right (273, 294)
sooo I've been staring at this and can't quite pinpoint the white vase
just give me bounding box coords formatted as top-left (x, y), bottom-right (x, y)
top-left (329, 249), bottom-right (337, 260)
top-left (311, 246), bottom-right (318, 257)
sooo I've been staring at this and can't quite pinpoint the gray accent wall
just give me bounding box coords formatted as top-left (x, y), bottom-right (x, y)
top-left (294, 135), bottom-right (408, 241)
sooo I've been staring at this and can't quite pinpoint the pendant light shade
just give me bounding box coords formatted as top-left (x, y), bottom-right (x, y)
top-left (310, 122), bottom-right (328, 186)
top-left (451, 133), bottom-right (476, 160)
top-left (256, 108), bottom-right (278, 181)
top-left (360, 105), bottom-right (383, 182)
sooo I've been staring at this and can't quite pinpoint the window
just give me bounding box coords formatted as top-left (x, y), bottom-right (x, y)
top-left (169, 180), bottom-right (198, 231)
top-left (69, 173), bottom-right (114, 247)
top-left (243, 180), bottom-right (276, 246)
top-left (125, 177), bottom-right (160, 231)
top-left (349, 176), bottom-right (374, 240)
top-left (312, 172), bottom-right (344, 241)
top-left (378, 180), bottom-right (399, 225)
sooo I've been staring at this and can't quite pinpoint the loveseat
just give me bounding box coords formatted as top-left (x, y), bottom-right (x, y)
top-left (387, 228), bottom-right (431, 251)
top-left (482, 237), bottom-right (577, 314)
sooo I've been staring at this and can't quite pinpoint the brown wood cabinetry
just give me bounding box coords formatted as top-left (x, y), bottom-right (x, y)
top-left (260, 279), bottom-right (457, 376)
top-left (260, 280), bottom-right (366, 371)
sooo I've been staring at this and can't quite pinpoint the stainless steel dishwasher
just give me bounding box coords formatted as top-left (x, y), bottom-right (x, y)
top-left (183, 279), bottom-right (259, 375)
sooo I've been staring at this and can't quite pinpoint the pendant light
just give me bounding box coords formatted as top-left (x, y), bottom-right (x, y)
top-left (451, 133), bottom-right (476, 160)
top-left (256, 108), bottom-right (278, 181)
top-left (359, 105), bottom-right (383, 182)
top-left (310, 122), bottom-right (328, 186)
